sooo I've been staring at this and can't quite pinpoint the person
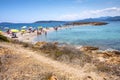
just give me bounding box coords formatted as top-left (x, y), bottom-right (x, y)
top-left (28, 28), bottom-right (32, 33)
top-left (32, 29), bottom-right (36, 32)
top-left (45, 31), bottom-right (47, 36)
top-left (37, 29), bottom-right (41, 35)
top-left (6, 29), bottom-right (11, 34)
top-left (11, 32), bottom-right (18, 38)
top-left (54, 27), bottom-right (58, 31)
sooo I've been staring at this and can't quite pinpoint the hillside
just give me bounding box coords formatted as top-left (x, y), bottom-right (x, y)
top-left (34, 21), bottom-right (67, 23)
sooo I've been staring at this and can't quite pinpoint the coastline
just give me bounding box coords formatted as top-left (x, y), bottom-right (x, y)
top-left (2, 22), bottom-right (120, 52)
top-left (0, 23), bottom-right (120, 80)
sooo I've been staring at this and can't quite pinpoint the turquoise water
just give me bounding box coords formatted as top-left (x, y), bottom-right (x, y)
top-left (34, 21), bottom-right (120, 50)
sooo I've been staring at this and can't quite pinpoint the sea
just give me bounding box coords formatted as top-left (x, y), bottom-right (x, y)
top-left (0, 21), bottom-right (120, 50)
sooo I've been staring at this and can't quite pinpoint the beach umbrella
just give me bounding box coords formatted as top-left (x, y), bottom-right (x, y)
top-left (11, 29), bottom-right (19, 33)
top-left (21, 29), bottom-right (26, 32)
top-left (0, 30), bottom-right (2, 33)
top-left (0, 31), bottom-right (2, 34)
top-left (38, 26), bottom-right (42, 29)
top-left (22, 26), bottom-right (27, 29)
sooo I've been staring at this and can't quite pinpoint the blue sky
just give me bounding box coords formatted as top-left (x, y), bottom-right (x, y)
top-left (0, 0), bottom-right (120, 23)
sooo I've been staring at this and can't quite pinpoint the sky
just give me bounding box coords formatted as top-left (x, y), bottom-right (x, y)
top-left (0, 0), bottom-right (120, 23)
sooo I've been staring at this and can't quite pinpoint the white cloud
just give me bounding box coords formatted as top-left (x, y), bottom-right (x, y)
top-left (57, 7), bottom-right (120, 20)
top-left (88, 7), bottom-right (120, 17)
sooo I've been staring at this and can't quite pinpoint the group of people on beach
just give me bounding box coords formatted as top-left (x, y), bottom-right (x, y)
top-left (3, 26), bottom-right (61, 39)
top-left (37, 27), bottom-right (47, 36)
top-left (6, 29), bottom-right (18, 38)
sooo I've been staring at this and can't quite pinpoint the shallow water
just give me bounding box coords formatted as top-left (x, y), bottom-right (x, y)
top-left (34, 21), bottom-right (120, 50)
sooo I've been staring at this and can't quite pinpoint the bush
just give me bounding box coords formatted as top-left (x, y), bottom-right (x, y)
top-left (0, 35), bottom-right (10, 42)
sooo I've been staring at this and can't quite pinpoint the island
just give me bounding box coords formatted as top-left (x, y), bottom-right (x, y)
top-left (65, 22), bottom-right (108, 26)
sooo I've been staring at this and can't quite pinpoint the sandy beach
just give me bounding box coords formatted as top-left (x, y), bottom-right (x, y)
top-left (12, 25), bottom-right (90, 43)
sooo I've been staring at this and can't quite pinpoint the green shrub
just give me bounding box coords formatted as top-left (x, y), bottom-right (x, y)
top-left (0, 35), bottom-right (10, 42)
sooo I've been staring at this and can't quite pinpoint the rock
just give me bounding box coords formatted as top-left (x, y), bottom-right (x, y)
top-left (65, 22), bottom-right (108, 26)
top-left (53, 42), bottom-right (59, 45)
top-left (39, 42), bottom-right (58, 50)
top-left (97, 50), bottom-right (120, 64)
top-left (35, 42), bottom-right (47, 47)
top-left (80, 46), bottom-right (99, 52)
top-left (106, 57), bottom-right (120, 64)
top-left (110, 51), bottom-right (120, 55)
top-left (49, 75), bottom-right (58, 80)
top-left (84, 76), bottom-right (93, 80)
top-left (98, 57), bottom-right (106, 62)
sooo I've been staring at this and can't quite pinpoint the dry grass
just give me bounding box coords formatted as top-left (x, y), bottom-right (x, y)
top-left (0, 41), bottom-right (120, 80)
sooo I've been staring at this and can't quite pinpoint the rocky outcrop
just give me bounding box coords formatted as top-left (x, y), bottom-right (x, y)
top-left (65, 22), bottom-right (108, 26)
top-left (35, 41), bottom-right (47, 47)
top-left (97, 50), bottom-right (120, 64)
top-left (80, 46), bottom-right (99, 52)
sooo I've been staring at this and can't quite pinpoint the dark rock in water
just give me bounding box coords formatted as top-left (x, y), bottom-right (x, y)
top-left (80, 46), bottom-right (99, 51)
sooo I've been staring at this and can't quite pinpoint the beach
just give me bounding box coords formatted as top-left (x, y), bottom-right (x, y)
top-left (0, 0), bottom-right (120, 79)
top-left (2, 21), bottom-right (120, 51)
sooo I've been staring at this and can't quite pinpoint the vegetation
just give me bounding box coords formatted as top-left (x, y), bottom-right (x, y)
top-left (0, 40), bottom-right (120, 80)
top-left (0, 34), bottom-right (10, 42)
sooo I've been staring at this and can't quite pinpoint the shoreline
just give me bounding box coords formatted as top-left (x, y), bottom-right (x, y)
top-left (1, 25), bottom-right (120, 80)
top-left (2, 23), bottom-right (120, 52)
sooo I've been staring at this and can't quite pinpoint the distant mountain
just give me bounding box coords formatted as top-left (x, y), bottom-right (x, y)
top-left (0, 16), bottom-right (120, 25)
top-left (105, 16), bottom-right (120, 21)
top-left (0, 22), bottom-right (14, 24)
top-left (77, 16), bottom-right (120, 22)
top-left (34, 20), bottom-right (67, 23)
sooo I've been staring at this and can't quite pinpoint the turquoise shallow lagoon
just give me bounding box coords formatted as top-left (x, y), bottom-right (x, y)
top-left (34, 21), bottom-right (120, 50)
